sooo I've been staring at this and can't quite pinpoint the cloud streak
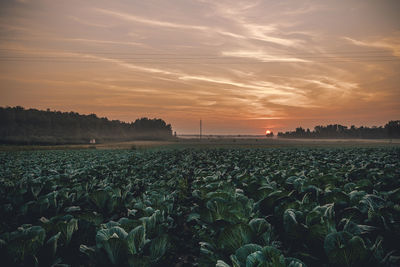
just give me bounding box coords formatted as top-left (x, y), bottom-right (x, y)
top-left (242, 23), bottom-right (303, 47)
top-left (222, 50), bottom-right (309, 62)
top-left (344, 36), bottom-right (400, 58)
top-left (95, 8), bottom-right (207, 31)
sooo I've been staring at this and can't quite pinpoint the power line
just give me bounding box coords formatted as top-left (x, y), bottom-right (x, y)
top-left (0, 48), bottom-right (397, 63)
top-left (0, 48), bottom-right (393, 56)
top-left (0, 55), bottom-right (395, 59)
top-left (0, 59), bottom-right (397, 63)
top-left (0, 48), bottom-right (397, 64)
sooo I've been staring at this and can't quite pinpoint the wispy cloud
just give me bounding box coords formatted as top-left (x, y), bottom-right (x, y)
top-left (242, 23), bottom-right (302, 47)
top-left (198, 1), bottom-right (303, 47)
top-left (95, 5), bottom-right (301, 48)
top-left (0, 46), bottom-right (179, 76)
top-left (82, 54), bottom-right (180, 76)
top-left (178, 74), bottom-right (312, 109)
top-left (0, 24), bottom-right (31, 32)
top-left (0, 32), bottom-right (144, 48)
top-left (62, 38), bottom-right (144, 47)
top-left (282, 5), bottom-right (323, 16)
top-left (198, 0), bottom-right (261, 17)
top-left (297, 76), bottom-right (358, 91)
top-left (222, 50), bottom-right (309, 62)
top-left (179, 75), bottom-right (288, 95)
top-left (95, 7), bottom-right (253, 43)
top-left (95, 8), bottom-right (208, 31)
top-left (217, 31), bottom-right (247, 39)
top-left (344, 36), bottom-right (400, 58)
top-left (69, 16), bottom-right (114, 28)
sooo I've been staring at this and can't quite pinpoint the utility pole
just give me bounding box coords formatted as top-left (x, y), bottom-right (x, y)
top-left (200, 119), bottom-right (202, 140)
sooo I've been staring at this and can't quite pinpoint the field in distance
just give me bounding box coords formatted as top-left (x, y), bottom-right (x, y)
top-left (1, 137), bottom-right (399, 151)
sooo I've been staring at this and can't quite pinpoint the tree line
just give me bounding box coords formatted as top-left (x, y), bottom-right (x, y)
top-left (277, 121), bottom-right (400, 139)
top-left (0, 106), bottom-right (173, 144)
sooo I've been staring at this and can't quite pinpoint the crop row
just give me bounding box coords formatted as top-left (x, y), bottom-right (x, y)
top-left (0, 147), bottom-right (399, 266)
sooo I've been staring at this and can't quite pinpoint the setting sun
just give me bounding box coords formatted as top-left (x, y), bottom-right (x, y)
top-left (266, 130), bottom-right (271, 135)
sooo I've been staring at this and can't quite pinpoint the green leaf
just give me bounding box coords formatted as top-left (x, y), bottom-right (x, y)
top-left (283, 209), bottom-right (306, 240)
top-left (90, 189), bottom-right (110, 212)
top-left (234, 244), bottom-right (262, 266)
top-left (140, 210), bottom-right (163, 237)
top-left (80, 244), bottom-right (96, 258)
top-left (245, 246), bottom-right (285, 267)
top-left (230, 254), bottom-right (241, 267)
top-left (45, 232), bottom-right (61, 258)
top-left (5, 225), bottom-right (46, 266)
top-left (55, 217), bottom-right (78, 245)
top-left (96, 226), bottom-right (128, 244)
top-left (216, 260), bottom-right (231, 267)
top-left (218, 224), bottom-right (254, 253)
top-left (324, 231), bottom-right (368, 267)
top-left (119, 217), bottom-right (141, 232)
top-left (203, 198), bottom-right (238, 224)
top-left (30, 181), bottom-right (43, 198)
top-left (246, 251), bottom-right (266, 266)
top-left (187, 212), bottom-right (200, 222)
top-left (285, 257), bottom-right (307, 267)
top-left (258, 191), bottom-right (287, 215)
top-left (305, 204), bottom-right (336, 245)
top-left (249, 218), bottom-right (271, 236)
top-left (199, 241), bottom-right (216, 256)
top-left (96, 226), bottom-right (129, 265)
top-left (323, 190), bottom-right (349, 205)
top-left (64, 206), bottom-right (81, 213)
top-left (127, 255), bottom-right (150, 267)
top-left (387, 187), bottom-right (400, 202)
top-left (347, 236), bottom-right (368, 265)
top-left (126, 225), bottom-right (146, 255)
top-left (149, 234), bottom-right (168, 262)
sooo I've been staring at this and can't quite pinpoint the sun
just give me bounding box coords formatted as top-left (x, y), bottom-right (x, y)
top-left (266, 130), bottom-right (271, 135)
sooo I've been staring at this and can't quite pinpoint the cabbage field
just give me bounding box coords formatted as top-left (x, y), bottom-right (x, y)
top-left (0, 147), bottom-right (399, 266)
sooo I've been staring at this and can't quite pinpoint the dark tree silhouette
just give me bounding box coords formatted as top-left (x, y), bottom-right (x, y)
top-left (277, 121), bottom-right (399, 139)
top-left (0, 106), bottom-right (173, 144)
top-left (385, 121), bottom-right (400, 138)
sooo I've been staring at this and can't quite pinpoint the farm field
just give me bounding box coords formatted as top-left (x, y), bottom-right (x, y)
top-left (1, 138), bottom-right (399, 152)
top-left (0, 147), bottom-right (399, 266)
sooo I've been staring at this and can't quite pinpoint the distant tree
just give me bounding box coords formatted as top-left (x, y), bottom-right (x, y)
top-left (277, 121), bottom-right (399, 139)
top-left (385, 120), bottom-right (400, 138)
top-left (0, 106), bottom-right (173, 144)
top-left (265, 131), bottom-right (274, 137)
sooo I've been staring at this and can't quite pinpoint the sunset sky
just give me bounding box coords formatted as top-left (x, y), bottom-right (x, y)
top-left (0, 0), bottom-right (399, 134)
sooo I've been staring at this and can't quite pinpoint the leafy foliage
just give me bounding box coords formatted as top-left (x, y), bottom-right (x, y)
top-left (0, 147), bottom-right (399, 266)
